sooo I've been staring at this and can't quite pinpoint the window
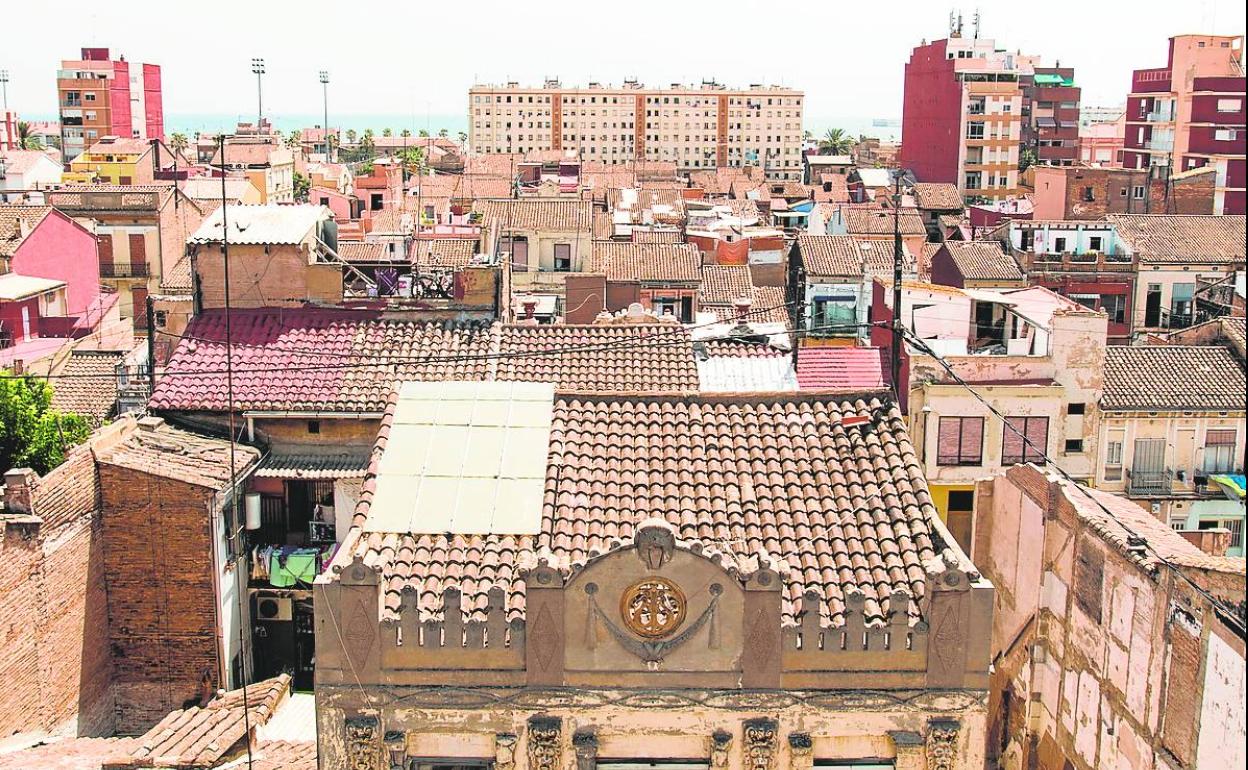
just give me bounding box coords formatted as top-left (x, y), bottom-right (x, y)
top-left (1105, 440), bottom-right (1124, 480)
top-left (1067, 403), bottom-right (1086, 415)
top-left (1216, 98), bottom-right (1242, 113)
top-left (307, 420), bottom-right (321, 434)
top-left (812, 296), bottom-right (857, 329)
top-left (1101, 294), bottom-right (1125, 324)
top-left (1214, 128), bottom-right (1239, 141)
top-left (1002, 416), bottom-right (1049, 465)
top-left (966, 123), bottom-right (985, 139)
top-left (1088, 236), bottom-right (1103, 251)
top-left (1203, 429), bottom-right (1238, 473)
top-left (937, 417), bottom-right (984, 466)
top-left (1132, 185), bottom-right (1146, 199)
top-left (1054, 236), bottom-right (1067, 252)
top-left (1082, 186), bottom-right (1095, 202)
top-left (1065, 439), bottom-right (1085, 453)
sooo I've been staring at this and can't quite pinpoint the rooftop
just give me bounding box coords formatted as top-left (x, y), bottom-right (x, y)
top-left (588, 241), bottom-right (701, 282)
top-left (840, 207), bottom-right (927, 237)
top-left (912, 183), bottom-right (964, 211)
top-left (1107, 214), bottom-right (1246, 264)
top-left (0, 205), bottom-right (53, 258)
top-left (188, 204), bottom-right (328, 245)
top-left (344, 390), bottom-right (941, 628)
top-left (797, 234), bottom-right (912, 277)
top-left (477, 198), bottom-right (594, 232)
top-left (49, 350), bottom-right (124, 425)
top-left (796, 347), bottom-right (888, 390)
top-left (1102, 345), bottom-right (1247, 411)
top-left (942, 241), bottom-right (1025, 281)
top-left (96, 416), bottom-right (261, 489)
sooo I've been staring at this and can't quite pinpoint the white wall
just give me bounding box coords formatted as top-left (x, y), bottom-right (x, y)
top-left (1197, 629), bottom-right (1247, 770)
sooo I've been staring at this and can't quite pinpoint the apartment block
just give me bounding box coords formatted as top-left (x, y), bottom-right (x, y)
top-left (1123, 34), bottom-right (1246, 214)
top-left (1021, 66), bottom-right (1081, 166)
top-left (468, 79), bottom-right (804, 180)
top-left (901, 34), bottom-right (1038, 203)
top-left (56, 47), bottom-right (163, 164)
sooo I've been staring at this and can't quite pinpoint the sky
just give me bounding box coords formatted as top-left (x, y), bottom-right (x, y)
top-left (2, 0), bottom-right (1244, 134)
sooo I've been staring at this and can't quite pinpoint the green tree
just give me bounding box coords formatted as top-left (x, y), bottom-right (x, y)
top-left (286, 130), bottom-right (302, 149)
top-left (417, 129), bottom-right (429, 138)
top-left (293, 171), bottom-right (311, 202)
top-left (1019, 147), bottom-right (1038, 173)
top-left (360, 129), bottom-right (376, 161)
top-left (457, 131), bottom-right (468, 147)
top-left (397, 146), bottom-right (425, 182)
top-left (345, 128), bottom-right (358, 145)
top-left (382, 127), bottom-right (393, 137)
top-left (16, 121), bottom-right (43, 150)
top-left (438, 128), bottom-right (449, 138)
top-left (818, 128), bottom-right (851, 156)
top-left (400, 129), bottom-right (412, 139)
top-left (168, 132), bottom-right (189, 153)
top-left (1, 375), bottom-right (91, 476)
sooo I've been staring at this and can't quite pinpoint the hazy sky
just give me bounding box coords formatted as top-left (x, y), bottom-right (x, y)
top-left (3, 0), bottom-right (1244, 131)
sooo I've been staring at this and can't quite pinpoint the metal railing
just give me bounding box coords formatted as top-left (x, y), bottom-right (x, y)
top-left (99, 262), bottom-right (149, 278)
top-left (1127, 467), bottom-right (1173, 496)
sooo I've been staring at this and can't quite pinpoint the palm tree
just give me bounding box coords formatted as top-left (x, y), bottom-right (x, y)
top-left (168, 132), bottom-right (189, 153)
top-left (418, 129), bottom-right (429, 138)
top-left (438, 128), bottom-right (449, 138)
top-left (286, 130), bottom-right (302, 149)
top-left (819, 128), bottom-right (851, 156)
top-left (382, 127), bottom-right (393, 137)
top-left (345, 128), bottom-right (358, 145)
top-left (457, 131), bottom-right (468, 147)
top-left (16, 121), bottom-right (43, 150)
top-left (400, 129), bottom-right (412, 139)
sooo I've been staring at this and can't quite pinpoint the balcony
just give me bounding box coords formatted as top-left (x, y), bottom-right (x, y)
top-left (99, 262), bottom-right (149, 279)
top-left (1145, 111), bottom-right (1174, 124)
top-left (1127, 467), bottom-right (1173, 496)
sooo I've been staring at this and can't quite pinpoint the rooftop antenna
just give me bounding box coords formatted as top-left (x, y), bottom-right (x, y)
top-left (973, 8), bottom-right (981, 40)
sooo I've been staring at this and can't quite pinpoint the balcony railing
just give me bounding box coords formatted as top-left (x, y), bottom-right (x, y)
top-left (1127, 467), bottom-right (1173, 496)
top-left (99, 262), bottom-right (149, 278)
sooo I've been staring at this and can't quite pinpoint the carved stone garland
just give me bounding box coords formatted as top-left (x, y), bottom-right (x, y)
top-left (528, 717), bottom-right (563, 770)
top-left (742, 718), bottom-right (779, 770)
top-left (926, 719), bottom-right (960, 770)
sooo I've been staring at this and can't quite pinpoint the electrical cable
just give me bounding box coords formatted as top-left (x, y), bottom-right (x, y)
top-left (898, 325), bottom-right (1247, 639)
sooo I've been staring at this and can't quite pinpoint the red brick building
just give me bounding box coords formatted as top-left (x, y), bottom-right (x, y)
top-left (1021, 67), bottom-right (1081, 167)
top-left (1031, 164), bottom-right (1217, 220)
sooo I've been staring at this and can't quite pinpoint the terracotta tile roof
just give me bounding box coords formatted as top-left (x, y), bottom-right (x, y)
top-left (50, 351), bottom-right (123, 425)
top-left (495, 323), bottom-right (699, 392)
top-left (367, 209), bottom-right (413, 235)
top-left (84, 137), bottom-right (155, 156)
top-left (912, 183), bottom-right (964, 211)
top-left (150, 310), bottom-right (495, 412)
top-left (700, 265), bottom-right (754, 304)
top-left (0, 737), bottom-right (138, 770)
top-left (123, 675), bottom-right (291, 769)
top-left (1102, 346), bottom-right (1247, 411)
top-left (813, 175), bottom-right (850, 203)
top-left (699, 337), bottom-right (789, 358)
top-left (413, 238), bottom-right (478, 268)
top-left (943, 241), bottom-right (1024, 281)
top-left (592, 210), bottom-right (614, 239)
top-left (701, 288), bottom-right (791, 326)
top-left (97, 416), bottom-right (261, 489)
top-left (1220, 316), bottom-right (1246, 354)
top-left (796, 347), bottom-right (887, 390)
top-left (252, 741), bottom-right (317, 770)
top-left (478, 198), bottom-right (594, 232)
top-left (631, 229), bottom-right (684, 244)
top-left (589, 241), bottom-right (701, 282)
top-left (412, 174), bottom-right (512, 201)
top-left (797, 234), bottom-right (911, 277)
top-left (1107, 214), bottom-right (1246, 264)
top-left (0, 149), bottom-right (58, 177)
top-left (841, 207), bottom-right (927, 236)
top-left (918, 243), bottom-right (941, 280)
top-left (607, 187), bottom-right (687, 214)
top-left (347, 391), bottom-right (940, 628)
top-left (336, 241), bottom-right (391, 262)
top-left (0, 205), bottom-right (53, 257)
top-left (162, 253), bottom-right (194, 291)
top-left (465, 154), bottom-right (524, 175)
top-left (26, 438), bottom-right (101, 530)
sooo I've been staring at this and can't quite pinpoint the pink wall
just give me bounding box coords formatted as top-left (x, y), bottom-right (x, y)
top-left (8, 210), bottom-right (101, 316)
top-left (0, 296), bottom-right (41, 343)
top-left (109, 60), bottom-right (133, 138)
top-left (900, 39), bottom-right (963, 184)
top-left (311, 186), bottom-right (352, 222)
top-left (142, 64), bottom-right (164, 139)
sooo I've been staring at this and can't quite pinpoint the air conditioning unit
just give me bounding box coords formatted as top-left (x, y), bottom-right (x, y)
top-left (256, 596), bottom-right (292, 622)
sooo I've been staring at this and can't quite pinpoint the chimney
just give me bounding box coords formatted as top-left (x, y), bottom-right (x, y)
top-left (733, 296), bottom-right (752, 322)
top-left (521, 296), bottom-right (538, 320)
top-left (2, 468), bottom-right (37, 515)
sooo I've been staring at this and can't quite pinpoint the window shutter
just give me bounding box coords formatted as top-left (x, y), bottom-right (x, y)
top-left (1207, 429), bottom-right (1236, 446)
top-left (1002, 417), bottom-right (1025, 464)
top-left (129, 233), bottom-right (146, 268)
top-left (98, 233), bottom-right (114, 266)
top-left (937, 418), bottom-right (961, 465)
top-left (1025, 417), bottom-right (1049, 462)
top-left (960, 418), bottom-right (984, 464)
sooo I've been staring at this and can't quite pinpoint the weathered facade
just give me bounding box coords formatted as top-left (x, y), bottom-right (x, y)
top-left (315, 387), bottom-right (995, 770)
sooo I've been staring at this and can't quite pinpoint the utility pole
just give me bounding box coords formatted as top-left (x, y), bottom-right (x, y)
top-left (319, 70), bottom-right (330, 160)
top-left (891, 171), bottom-right (904, 401)
top-left (0, 70), bottom-right (8, 112)
top-left (250, 58), bottom-right (266, 131)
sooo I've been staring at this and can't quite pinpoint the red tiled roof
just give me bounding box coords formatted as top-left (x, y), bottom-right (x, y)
top-left (1102, 345), bottom-right (1246, 411)
top-left (1107, 214), bottom-right (1246, 264)
top-left (942, 241), bottom-right (1024, 281)
top-left (49, 351), bottom-right (123, 426)
top-left (478, 198), bottom-right (594, 232)
top-left (700, 265), bottom-right (754, 304)
top-left (589, 241), bottom-right (701, 282)
top-left (347, 391), bottom-right (940, 628)
top-left (796, 347), bottom-right (887, 390)
top-left (150, 310), bottom-right (495, 412)
top-left (797, 234), bottom-right (911, 277)
top-left (912, 183), bottom-right (964, 211)
top-left (813, 175), bottom-right (850, 204)
top-left (495, 324), bottom-right (699, 392)
top-left (413, 238), bottom-right (478, 268)
top-left (0, 205), bottom-right (53, 257)
top-left (842, 207), bottom-right (927, 236)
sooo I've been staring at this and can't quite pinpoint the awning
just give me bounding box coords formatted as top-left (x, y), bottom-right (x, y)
top-left (1210, 474), bottom-right (1246, 500)
top-left (1035, 117), bottom-right (1057, 128)
top-left (255, 452), bottom-right (370, 480)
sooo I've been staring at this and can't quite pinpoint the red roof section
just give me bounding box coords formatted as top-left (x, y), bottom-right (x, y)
top-left (796, 346), bottom-right (888, 390)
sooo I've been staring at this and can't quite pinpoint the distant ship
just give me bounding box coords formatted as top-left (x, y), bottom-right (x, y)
top-left (872, 118), bottom-right (900, 128)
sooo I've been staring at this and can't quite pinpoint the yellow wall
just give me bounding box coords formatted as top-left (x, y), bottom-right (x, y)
top-left (929, 483), bottom-right (977, 518)
top-left (66, 153), bottom-right (144, 185)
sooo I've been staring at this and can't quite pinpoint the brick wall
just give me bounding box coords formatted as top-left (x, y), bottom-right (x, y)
top-left (98, 465), bottom-right (220, 732)
top-left (0, 448), bottom-right (115, 739)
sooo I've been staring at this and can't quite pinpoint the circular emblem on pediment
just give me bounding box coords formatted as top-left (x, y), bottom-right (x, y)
top-left (620, 576), bottom-right (687, 638)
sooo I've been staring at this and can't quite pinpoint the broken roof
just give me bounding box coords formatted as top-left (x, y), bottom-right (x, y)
top-left (96, 416), bottom-right (261, 489)
top-left (188, 204), bottom-right (328, 245)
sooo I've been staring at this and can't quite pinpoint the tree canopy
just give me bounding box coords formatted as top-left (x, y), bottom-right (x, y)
top-left (1, 374), bottom-right (91, 476)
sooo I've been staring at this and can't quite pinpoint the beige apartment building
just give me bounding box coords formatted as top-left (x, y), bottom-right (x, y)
top-left (468, 80), bottom-right (804, 180)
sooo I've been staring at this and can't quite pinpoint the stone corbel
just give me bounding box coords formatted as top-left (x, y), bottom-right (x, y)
top-left (528, 716), bottom-right (563, 770)
top-left (886, 731), bottom-right (925, 770)
top-left (710, 730), bottom-right (733, 769)
top-left (573, 728), bottom-right (599, 770)
top-left (925, 719), bottom-right (960, 770)
top-left (742, 718), bottom-right (779, 770)
top-left (384, 730), bottom-right (406, 770)
top-left (495, 733), bottom-right (518, 770)
top-left (344, 715), bottom-right (381, 770)
top-left (787, 733), bottom-right (812, 770)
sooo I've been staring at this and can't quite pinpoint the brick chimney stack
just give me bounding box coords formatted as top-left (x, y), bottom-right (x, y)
top-left (2, 468), bottom-right (37, 515)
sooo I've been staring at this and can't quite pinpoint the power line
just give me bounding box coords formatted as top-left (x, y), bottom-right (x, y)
top-left (899, 325), bottom-right (1247, 639)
